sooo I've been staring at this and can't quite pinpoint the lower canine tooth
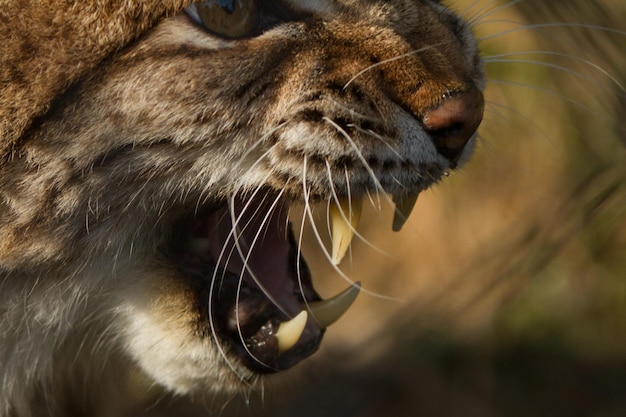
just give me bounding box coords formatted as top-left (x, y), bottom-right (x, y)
top-left (276, 310), bottom-right (308, 353)
top-left (392, 192), bottom-right (419, 232)
top-left (330, 198), bottom-right (362, 265)
top-left (309, 282), bottom-right (361, 328)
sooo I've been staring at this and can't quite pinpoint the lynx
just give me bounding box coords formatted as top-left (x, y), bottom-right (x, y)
top-left (0, 0), bottom-right (484, 415)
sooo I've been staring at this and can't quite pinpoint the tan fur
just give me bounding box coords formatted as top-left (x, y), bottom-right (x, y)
top-left (0, 1), bottom-right (484, 415)
top-left (0, 0), bottom-right (191, 157)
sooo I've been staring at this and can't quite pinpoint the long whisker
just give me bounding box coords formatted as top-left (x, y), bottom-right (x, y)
top-left (365, 187), bottom-right (382, 212)
top-left (193, 124), bottom-right (284, 214)
top-left (205, 173), bottom-right (277, 382)
top-left (295, 156), bottom-right (311, 312)
top-left (467, 0), bottom-right (523, 26)
top-left (231, 191), bottom-right (287, 371)
top-left (300, 156), bottom-right (399, 300)
top-left (484, 55), bottom-right (624, 90)
top-left (231, 188), bottom-right (289, 316)
top-left (323, 116), bottom-right (439, 236)
top-left (476, 21), bottom-right (626, 42)
top-left (201, 137), bottom-right (288, 372)
top-left (210, 189), bottom-right (274, 372)
top-left (346, 124), bottom-right (438, 187)
top-left (488, 79), bottom-right (619, 126)
top-left (343, 43), bottom-right (448, 91)
top-left (211, 178), bottom-right (287, 317)
top-left (302, 178), bottom-right (401, 301)
top-left (324, 160), bottom-right (395, 259)
top-left (320, 94), bottom-right (383, 122)
top-left (206, 254), bottom-right (252, 386)
top-left (321, 94), bottom-right (422, 184)
top-left (322, 117), bottom-right (395, 209)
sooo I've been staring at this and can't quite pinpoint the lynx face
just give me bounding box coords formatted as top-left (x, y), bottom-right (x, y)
top-left (0, 0), bottom-right (484, 411)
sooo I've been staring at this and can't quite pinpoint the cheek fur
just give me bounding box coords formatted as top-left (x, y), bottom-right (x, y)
top-left (117, 266), bottom-right (255, 394)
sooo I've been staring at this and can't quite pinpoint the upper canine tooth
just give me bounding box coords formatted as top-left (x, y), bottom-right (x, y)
top-left (308, 282), bottom-right (361, 328)
top-left (392, 192), bottom-right (419, 232)
top-left (330, 197), bottom-right (362, 265)
top-left (276, 310), bottom-right (308, 353)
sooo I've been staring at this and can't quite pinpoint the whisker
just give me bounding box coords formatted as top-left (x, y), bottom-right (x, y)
top-left (210, 178), bottom-right (286, 316)
top-left (232, 191), bottom-right (286, 372)
top-left (484, 54), bottom-right (624, 90)
top-left (320, 94), bottom-right (383, 122)
top-left (193, 122), bottom-right (285, 214)
top-left (476, 21), bottom-right (626, 43)
top-left (467, 0), bottom-right (523, 26)
top-left (348, 125), bottom-right (398, 157)
top-left (322, 116), bottom-right (395, 211)
top-left (365, 188), bottom-right (382, 212)
top-left (303, 180), bottom-right (401, 301)
top-left (206, 181), bottom-right (276, 384)
top-left (296, 156), bottom-right (314, 313)
top-left (343, 43), bottom-right (448, 90)
top-left (230, 188), bottom-right (289, 316)
top-left (347, 123), bottom-right (433, 186)
top-left (324, 160), bottom-right (394, 259)
top-left (324, 160), bottom-right (334, 241)
top-left (323, 116), bottom-right (438, 239)
top-left (299, 157), bottom-right (400, 301)
top-left (321, 93), bottom-right (394, 160)
top-left (203, 163), bottom-right (284, 376)
top-left (206, 254), bottom-right (252, 385)
top-left (488, 79), bottom-right (619, 126)
top-left (483, 100), bottom-right (556, 145)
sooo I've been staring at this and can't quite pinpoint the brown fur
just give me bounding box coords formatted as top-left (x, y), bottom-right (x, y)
top-left (0, 0), bottom-right (190, 157)
top-left (0, 1), bottom-right (484, 415)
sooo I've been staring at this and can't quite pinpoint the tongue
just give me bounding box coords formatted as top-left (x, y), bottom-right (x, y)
top-left (204, 197), bottom-right (298, 313)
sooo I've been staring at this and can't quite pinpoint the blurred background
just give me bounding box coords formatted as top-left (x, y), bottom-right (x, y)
top-left (142, 0), bottom-right (626, 415)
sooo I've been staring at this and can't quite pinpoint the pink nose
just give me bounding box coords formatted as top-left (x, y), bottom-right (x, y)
top-left (422, 86), bottom-right (484, 166)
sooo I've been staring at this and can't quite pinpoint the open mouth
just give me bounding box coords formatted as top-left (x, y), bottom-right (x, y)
top-left (174, 192), bottom-right (362, 373)
top-left (174, 188), bottom-right (420, 374)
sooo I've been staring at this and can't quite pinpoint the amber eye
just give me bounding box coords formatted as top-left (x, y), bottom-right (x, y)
top-left (186, 0), bottom-right (259, 38)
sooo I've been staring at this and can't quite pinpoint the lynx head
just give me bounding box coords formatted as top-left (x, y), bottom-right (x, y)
top-left (0, 0), bottom-right (484, 403)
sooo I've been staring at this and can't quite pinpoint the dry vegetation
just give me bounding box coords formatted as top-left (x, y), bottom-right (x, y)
top-left (139, 1), bottom-right (626, 415)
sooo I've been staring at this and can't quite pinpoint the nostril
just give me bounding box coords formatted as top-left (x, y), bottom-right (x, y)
top-left (422, 86), bottom-right (484, 165)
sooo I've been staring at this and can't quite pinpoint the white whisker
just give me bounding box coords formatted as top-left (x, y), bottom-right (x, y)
top-left (206, 271), bottom-right (252, 386)
top-left (324, 160), bottom-right (393, 259)
top-left (484, 54), bottom-right (624, 90)
top-left (231, 191), bottom-right (286, 372)
top-left (230, 188), bottom-right (289, 315)
top-left (322, 117), bottom-right (394, 207)
top-left (296, 156), bottom-right (314, 313)
top-left (488, 79), bottom-right (619, 126)
top-left (302, 179), bottom-right (401, 301)
top-left (477, 21), bottom-right (626, 42)
top-left (467, 0), bottom-right (523, 25)
top-left (483, 100), bottom-right (560, 145)
top-left (343, 43), bottom-right (448, 90)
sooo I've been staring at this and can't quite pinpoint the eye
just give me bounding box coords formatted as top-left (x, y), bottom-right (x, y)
top-left (185, 0), bottom-right (260, 38)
